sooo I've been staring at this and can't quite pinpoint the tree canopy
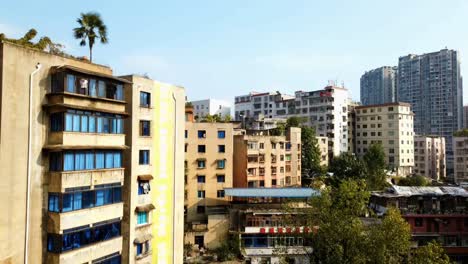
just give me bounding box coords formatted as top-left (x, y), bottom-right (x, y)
top-left (73, 12), bottom-right (108, 62)
top-left (0, 29), bottom-right (64, 54)
top-left (397, 175), bottom-right (428, 186)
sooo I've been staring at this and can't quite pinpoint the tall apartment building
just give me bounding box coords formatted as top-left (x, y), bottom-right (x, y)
top-left (398, 49), bottom-right (463, 178)
top-left (360, 66), bottom-right (398, 105)
top-left (235, 85), bottom-right (349, 158)
top-left (463, 106), bottom-right (468, 128)
top-left (0, 41), bottom-right (126, 263)
top-left (355, 102), bottom-right (414, 176)
top-left (453, 131), bottom-right (468, 184)
top-left (121, 75), bottom-right (185, 263)
top-left (183, 106), bottom-right (239, 249)
top-left (233, 128), bottom-right (302, 188)
top-left (414, 136), bottom-right (446, 181)
top-left (347, 101), bottom-right (360, 153)
top-left (190, 98), bottom-right (232, 119)
top-left (317, 136), bottom-right (329, 166)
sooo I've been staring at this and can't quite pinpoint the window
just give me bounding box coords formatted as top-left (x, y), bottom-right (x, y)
top-left (197, 159), bottom-right (206, 168)
top-left (140, 92), bottom-right (151, 107)
top-left (217, 190), bottom-right (225, 198)
top-left (217, 159), bottom-right (225, 169)
top-left (137, 212), bottom-right (148, 225)
top-left (139, 150), bottom-right (150, 165)
top-left (138, 180), bottom-right (150, 195)
top-left (259, 143), bottom-right (264, 149)
top-left (198, 130), bottom-right (206, 138)
top-left (50, 150), bottom-right (122, 171)
top-left (185, 130), bottom-right (188, 138)
top-left (197, 191), bottom-right (205, 198)
top-left (218, 130), bottom-right (225, 138)
top-left (140, 121), bottom-right (150, 136)
top-left (48, 194), bottom-right (59, 212)
top-left (217, 175), bottom-right (225, 183)
top-left (48, 186), bottom-right (121, 213)
top-left (197, 175), bottom-right (206, 183)
top-left (198, 145), bottom-right (206, 153)
top-left (415, 218), bottom-right (423, 227)
top-left (48, 221), bottom-right (121, 253)
top-left (218, 145), bottom-right (225, 153)
top-left (197, 206), bottom-right (205, 214)
top-left (272, 179), bottom-right (277, 186)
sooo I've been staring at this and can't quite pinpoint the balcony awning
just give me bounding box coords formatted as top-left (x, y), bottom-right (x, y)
top-left (135, 204), bottom-right (155, 212)
top-left (133, 234), bottom-right (153, 244)
top-left (138, 175), bottom-right (153, 181)
top-left (53, 65), bottom-right (132, 84)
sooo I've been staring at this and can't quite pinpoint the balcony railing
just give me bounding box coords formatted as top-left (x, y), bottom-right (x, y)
top-left (49, 168), bottom-right (124, 192)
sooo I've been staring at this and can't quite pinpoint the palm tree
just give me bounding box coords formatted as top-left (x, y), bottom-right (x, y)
top-left (73, 12), bottom-right (108, 62)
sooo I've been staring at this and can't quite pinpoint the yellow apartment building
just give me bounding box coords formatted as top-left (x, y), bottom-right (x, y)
top-left (414, 135), bottom-right (446, 181)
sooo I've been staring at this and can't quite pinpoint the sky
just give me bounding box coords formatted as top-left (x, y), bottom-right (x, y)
top-left (1, 0), bottom-right (468, 104)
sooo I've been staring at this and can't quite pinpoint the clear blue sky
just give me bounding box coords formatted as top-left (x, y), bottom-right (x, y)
top-left (1, 0), bottom-right (468, 103)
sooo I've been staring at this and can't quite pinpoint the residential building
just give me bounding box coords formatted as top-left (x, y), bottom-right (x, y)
top-left (453, 131), bottom-right (468, 184)
top-left (190, 99), bottom-right (232, 119)
top-left (347, 101), bottom-right (360, 153)
top-left (0, 41), bottom-right (126, 263)
top-left (370, 185), bottom-right (468, 262)
top-left (227, 188), bottom-right (318, 264)
top-left (414, 135), bottom-right (446, 181)
top-left (355, 102), bottom-right (414, 176)
top-left (360, 66), bottom-right (398, 105)
top-left (183, 106), bottom-right (240, 249)
top-left (246, 116), bottom-right (287, 131)
top-left (398, 49), bottom-right (463, 178)
top-left (121, 75), bottom-right (185, 263)
top-left (235, 85), bottom-right (349, 159)
top-left (464, 106), bottom-right (468, 128)
top-left (317, 136), bottom-right (329, 167)
top-left (233, 128), bottom-right (302, 188)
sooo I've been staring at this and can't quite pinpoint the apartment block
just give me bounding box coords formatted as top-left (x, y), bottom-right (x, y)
top-left (317, 136), bottom-right (329, 166)
top-left (453, 131), bottom-right (468, 184)
top-left (233, 128), bottom-right (302, 188)
top-left (464, 106), bottom-right (468, 128)
top-left (355, 102), bottom-right (414, 176)
top-left (183, 106), bottom-right (240, 249)
top-left (347, 101), bottom-right (360, 153)
top-left (121, 75), bottom-right (185, 263)
top-left (414, 136), bottom-right (446, 181)
top-left (235, 85), bottom-right (349, 159)
top-left (398, 49), bottom-right (463, 177)
top-left (190, 98), bottom-right (232, 119)
top-left (360, 66), bottom-right (397, 106)
top-left (0, 41), bottom-right (126, 263)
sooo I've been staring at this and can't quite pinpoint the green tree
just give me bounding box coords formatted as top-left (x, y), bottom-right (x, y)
top-left (363, 143), bottom-right (388, 190)
top-left (0, 29), bottom-right (63, 53)
top-left (366, 208), bottom-right (411, 263)
top-left (285, 116), bottom-right (306, 128)
top-left (398, 175), bottom-right (428, 186)
top-left (301, 126), bottom-right (324, 181)
top-left (222, 114), bottom-right (232, 122)
top-left (412, 241), bottom-right (451, 264)
top-left (73, 12), bottom-right (108, 62)
top-left (328, 153), bottom-right (367, 187)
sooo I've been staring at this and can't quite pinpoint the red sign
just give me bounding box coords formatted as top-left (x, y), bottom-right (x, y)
top-left (295, 227), bottom-right (301, 233)
top-left (278, 228), bottom-right (283, 233)
top-left (320, 92), bottom-right (332, 97)
top-left (286, 227), bottom-right (292, 233)
top-left (304, 227), bottom-right (310, 233)
top-left (269, 227), bottom-right (275, 233)
top-left (260, 228), bottom-right (266, 233)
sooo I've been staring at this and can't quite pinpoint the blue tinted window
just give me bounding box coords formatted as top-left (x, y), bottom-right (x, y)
top-left (96, 190), bottom-right (104, 206)
top-left (62, 193), bottom-right (73, 212)
top-left (218, 131), bottom-right (225, 138)
top-left (217, 175), bottom-right (225, 183)
top-left (64, 114), bottom-right (73, 131)
top-left (105, 152), bottom-right (114, 169)
top-left (136, 243), bottom-right (143, 255)
top-left (89, 79), bottom-right (97, 97)
top-left (89, 116), bottom-right (96, 132)
top-left (96, 152), bottom-right (105, 169)
top-left (116, 85), bottom-right (123, 100)
top-left (113, 152), bottom-right (121, 168)
top-left (137, 212), bottom-right (148, 225)
top-left (48, 193), bottom-right (59, 212)
top-left (197, 175), bottom-right (205, 183)
top-left (217, 159), bottom-right (225, 169)
top-left (139, 150), bottom-right (149, 165)
top-left (85, 151), bottom-right (94, 169)
top-left (72, 114), bottom-right (80, 132)
top-left (75, 152), bottom-right (85, 170)
top-left (63, 152), bottom-right (74, 171)
top-left (81, 115), bottom-right (88, 132)
top-left (73, 192), bottom-right (82, 210)
top-left (66, 74), bottom-right (75, 92)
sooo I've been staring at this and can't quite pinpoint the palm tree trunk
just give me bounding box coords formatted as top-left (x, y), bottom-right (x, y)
top-left (89, 44), bottom-right (93, 62)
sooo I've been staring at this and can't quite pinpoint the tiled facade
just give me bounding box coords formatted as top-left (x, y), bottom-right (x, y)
top-left (355, 102), bottom-right (414, 176)
top-left (360, 66), bottom-right (398, 106)
top-left (413, 136), bottom-right (446, 181)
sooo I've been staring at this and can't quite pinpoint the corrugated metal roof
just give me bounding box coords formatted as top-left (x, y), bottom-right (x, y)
top-left (373, 185), bottom-right (468, 197)
top-left (224, 188), bottom-right (319, 198)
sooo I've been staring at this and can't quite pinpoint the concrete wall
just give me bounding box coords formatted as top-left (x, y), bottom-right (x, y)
top-left (0, 41), bottom-right (113, 264)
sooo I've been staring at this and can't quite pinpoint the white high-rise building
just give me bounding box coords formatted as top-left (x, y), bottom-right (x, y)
top-left (235, 86), bottom-right (349, 158)
top-left (190, 99), bottom-right (232, 119)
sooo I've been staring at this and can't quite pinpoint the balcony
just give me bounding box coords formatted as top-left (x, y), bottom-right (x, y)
top-left (187, 222), bottom-right (208, 232)
top-left (48, 132), bottom-right (125, 148)
top-left (45, 92), bottom-right (126, 115)
top-left (46, 237), bottom-right (122, 264)
top-left (244, 247), bottom-right (312, 256)
top-left (47, 203), bottom-right (123, 233)
top-left (49, 168), bottom-right (124, 192)
top-left (137, 193), bottom-right (152, 205)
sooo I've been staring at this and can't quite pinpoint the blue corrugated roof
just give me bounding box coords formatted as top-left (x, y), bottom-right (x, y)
top-left (224, 188), bottom-right (319, 198)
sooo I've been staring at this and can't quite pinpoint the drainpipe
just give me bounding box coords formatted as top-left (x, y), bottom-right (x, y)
top-left (25, 62), bottom-right (41, 264)
top-left (171, 92), bottom-right (178, 264)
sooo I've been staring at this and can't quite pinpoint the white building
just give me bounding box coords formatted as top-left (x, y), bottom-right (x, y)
top-left (235, 86), bottom-right (349, 158)
top-left (190, 99), bottom-right (232, 119)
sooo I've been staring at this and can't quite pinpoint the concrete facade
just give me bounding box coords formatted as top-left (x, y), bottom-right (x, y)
top-left (414, 136), bottom-right (446, 181)
top-left (235, 86), bottom-right (349, 159)
top-left (122, 75), bottom-right (185, 263)
top-left (183, 107), bottom-right (239, 249)
top-left (360, 66), bottom-right (398, 106)
top-left (0, 41), bottom-right (125, 263)
top-left (317, 136), bottom-right (329, 166)
top-left (464, 106), bottom-right (468, 129)
top-left (398, 49), bottom-right (463, 178)
top-left (190, 99), bottom-right (232, 119)
top-left (233, 128), bottom-right (302, 188)
top-left (453, 134), bottom-right (468, 184)
top-left (355, 102), bottom-right (414, 176)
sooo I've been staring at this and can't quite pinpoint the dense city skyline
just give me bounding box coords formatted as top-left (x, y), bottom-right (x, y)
top-left (2, 0), bottom-right (468, 103)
